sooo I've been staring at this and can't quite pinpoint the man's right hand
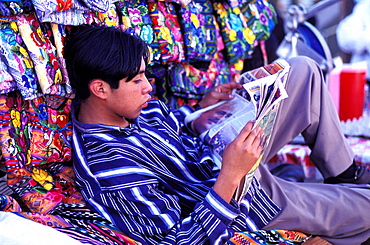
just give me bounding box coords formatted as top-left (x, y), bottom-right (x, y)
top-left (212, 121), bottom-right (264, 203)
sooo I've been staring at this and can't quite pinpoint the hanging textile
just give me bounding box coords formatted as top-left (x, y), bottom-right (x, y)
top-left (0, 20), bottom-right (43, 99)
top-left (50, 23), bottom-right (70, 89)
top-left (0, 92), bottom-right (75, 212)
top-left (0, 58), bottom-right (17, 95)
top-left (169, 51), bottom-right (232, 99)
top-left (115, 0), bottom-right (162, 64)
top-left (16, 13), bottom-right (72, 97)
top-left (147, 0), bottom-right (185, 64)
top-left (212, 0), bottom-right (277, 64)
top-left (30, 0), bottom-right (111, 23)
top-left (237, 0), bottom-right (277, 41)
top-left (0, 0), bottom-right (33, 17)
top-left (177, 0), bottom-right (218, 62)
top-left (30, 0), bottom-right (118, 26)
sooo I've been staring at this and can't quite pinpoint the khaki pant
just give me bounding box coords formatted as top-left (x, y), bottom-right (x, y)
top-left (258, 56), bottom-right (370, 244)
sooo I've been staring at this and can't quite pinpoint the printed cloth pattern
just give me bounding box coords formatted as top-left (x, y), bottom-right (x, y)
top-left (212, 0), bottom-right (276, 63)
top-left (115, 0), bottom-right (162, 63)
top-left (0, 20), bottom-right (43, 100)
top-left (147, 0), bottom-right (185, 64)
top-left (177, 0), bottom-right (217, 62)
top-left (16, 13), bottom-right (70, 96)
top-left (170, 51), bottom-right (232, 99)
top-left (238, 0), bottom-right (277, 42)
top-left (30, 0), bottom-right (111, 23)
top-left (0, 58), bottom-right (17, 95)
top-left (0, 92), bottom-right (76, 212)
top-left (0, 0), bottom-right (33, 17)
top-left (227, 230), bottom-right (309, 244)
top-left (50, 23), bottom-right (70, 89)
top-left (30, 0), bottom-right (119, 26)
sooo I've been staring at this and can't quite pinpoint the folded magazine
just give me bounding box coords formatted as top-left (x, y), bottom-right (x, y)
top-left (185, 60), bottom-right (291, 203)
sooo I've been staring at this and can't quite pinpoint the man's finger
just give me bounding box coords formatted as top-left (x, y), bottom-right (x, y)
top-left (209, 91), bottom-right (235, 101)
top-left (234, 121), bottom-right (255, 143)
top-left (216, 82), bottom-right (243, 92)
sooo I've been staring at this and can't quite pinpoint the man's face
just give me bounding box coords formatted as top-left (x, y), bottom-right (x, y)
top-left (192, 103), bottom-right (234, 135)
top-left (105, 59), bottom-right (153, 121)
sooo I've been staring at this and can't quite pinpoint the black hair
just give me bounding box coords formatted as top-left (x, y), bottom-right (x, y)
top-left (64, 25), bottom-right (150, 100)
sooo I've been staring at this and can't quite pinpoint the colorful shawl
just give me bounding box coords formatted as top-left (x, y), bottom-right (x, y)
top-left (147, 0), bottom-right (185, 64)
top-left (212, 0), bottom-right (277, 64)
top-left (115, 0), bottom-right (162, 64)
top-left (177, 0), bottom-right (218, 62)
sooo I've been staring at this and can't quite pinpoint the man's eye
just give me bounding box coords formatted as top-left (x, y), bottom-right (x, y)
top-left (216, 111), bottom-right (227, 116)
top-left (225, 113), bottom-right (233, 118)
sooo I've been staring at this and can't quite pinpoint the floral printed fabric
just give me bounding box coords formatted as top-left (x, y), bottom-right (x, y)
top-left (31, 0), bottom-right (111, 23)
top-left (0, 0), bottom-right (33, 17)
top-left (30, 0), bottom-right (119, 26)
top-left (170, 51), bottom-right (232, 99)
top-left (0, 58), bottom-right (17, 94)
top-left (212, 0), bottom-right (277, 64)
top-left (0, 92), bottom-right (76, 212)
top-left (0, 91), bottom-right (144, 243)
top-left (229, 230), bottom-right (309, 244)
top-left (16, 13), bottom-right (71, 96)
top-left (238, 0), bottom-right (277, 41)
top-left (147, 0), bottom-right (185, 64)
top-left (0, 20), bottom-right (43, 100)
top-left (177, 0), bottom-right (217, 62)
top-left (115, 0), bottom-right (162, 64)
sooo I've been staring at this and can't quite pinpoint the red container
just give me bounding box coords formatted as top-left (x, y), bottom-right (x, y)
top-left (339, 66), bottom-right (366, 121)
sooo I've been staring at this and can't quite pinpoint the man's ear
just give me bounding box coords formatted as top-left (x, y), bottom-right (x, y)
top-left (89, 79), bottom-right (108, 99)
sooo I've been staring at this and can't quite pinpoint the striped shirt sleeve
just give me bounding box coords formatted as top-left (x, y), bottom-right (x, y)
top-left (83, 166), bottom-right (241, 245)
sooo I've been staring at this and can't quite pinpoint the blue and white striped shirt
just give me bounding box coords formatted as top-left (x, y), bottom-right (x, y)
top-left (72, 100), bottom-right (280, 245)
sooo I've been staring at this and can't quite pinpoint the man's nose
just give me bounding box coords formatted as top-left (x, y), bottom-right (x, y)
top-left (145, 77), bottom-right (153, 94)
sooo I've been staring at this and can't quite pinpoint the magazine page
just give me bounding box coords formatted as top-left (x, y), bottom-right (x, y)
top-left (185, 60), bottom-right (291, 203)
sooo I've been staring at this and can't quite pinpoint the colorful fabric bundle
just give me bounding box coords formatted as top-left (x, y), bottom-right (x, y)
top-left (31, 0), bottom-right (111, 23)
top-left (0, 92), bottom-right (75, 212)
top-left (212, 0), bottom-right (276, 64)
top-left (212, 0), bottom-right (255, 64)
top-left (50, 23), bottom-right (71, 89)
top-left (89, 4), bottom-right (120, 27)
top-left (147, 0), bottom-right (185, 64)
top-left (0, 58), bottom-right (17, 95)
top-left (228, 230), bottom-right (309, 244)
top-left (177, 0), bottom-right (217, 62)
top-left (0, 195), bottom-right (140, 244)
top-left (237, 0), bottom-right (277, 42)
top-left (0, 90), bottom-right (142, 244)
top-left (30, 0), bottom-right (119, 26)
top-left (169, 51), bottom-right (232, 99)
top-left (16, 13), bottom-right (71, 96)
top-left (0, 20), bottom-right (43, 99)
top-left (115, 0), bottom-right (161, 63)
top-left (0, 0), bottom-right (33, 17)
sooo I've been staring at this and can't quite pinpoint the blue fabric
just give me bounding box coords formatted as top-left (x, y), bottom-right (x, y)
top-left (72, 99), bottom-right (280, 244)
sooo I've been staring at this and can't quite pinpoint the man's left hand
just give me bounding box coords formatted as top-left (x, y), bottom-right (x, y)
top-left (198, 82), bottom-right (242, 109)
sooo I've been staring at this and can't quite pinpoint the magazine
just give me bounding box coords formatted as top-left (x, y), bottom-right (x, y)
top-left (185, 59), bottom-right (291, 203)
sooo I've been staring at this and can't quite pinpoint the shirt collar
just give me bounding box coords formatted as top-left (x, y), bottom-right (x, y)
top-left (71, 98), bottom-right (139, 134)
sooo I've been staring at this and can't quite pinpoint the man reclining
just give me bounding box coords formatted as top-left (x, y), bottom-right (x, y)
top-left (65, 25), bottom-right (370, 245)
